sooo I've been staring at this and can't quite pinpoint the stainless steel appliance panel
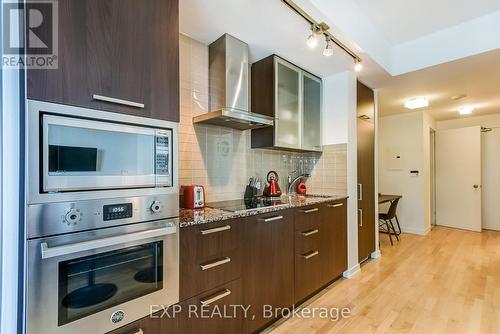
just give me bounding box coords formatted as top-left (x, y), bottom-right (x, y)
top-left (27, 194), bottom-right (179, 239)
top-left (26, 219), bottom-right (179, 334)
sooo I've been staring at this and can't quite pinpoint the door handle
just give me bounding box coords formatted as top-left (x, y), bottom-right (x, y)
top-left (200, 225), bottom-right (231, 235)
top-left (92, 94), bottom-right (145, 108)
top-left (40, 222), bottom-right (176, 259)
top-left (358, 209), bottom-right (363, 227)
top-left (301, 229), bottom-right (319, 237)
top-left (473, 184), bottom-right (480, 189)
top-left (302, 250), bottom-right (319, 259)
top-left (200, 257), bottom-right (231, 271)
top-left (261, 215), bottom-right (283, 223)
top-left (200, 289), bottom-right (231, 306)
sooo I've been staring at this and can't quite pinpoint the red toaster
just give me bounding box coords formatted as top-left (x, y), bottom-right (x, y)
top-left (181, 185), bottom-right (205, 209)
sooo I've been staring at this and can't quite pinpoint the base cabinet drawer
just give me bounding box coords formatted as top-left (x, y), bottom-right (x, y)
top-left (179, 279), bottom-right (243, 334)
top-left (180, 220), bottom-right (242, 300)
top-left (106, 310), bottom-right (178, 334)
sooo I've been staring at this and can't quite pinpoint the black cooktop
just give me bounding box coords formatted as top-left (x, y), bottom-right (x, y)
top-left (206, 197), bottom-right (287, 213)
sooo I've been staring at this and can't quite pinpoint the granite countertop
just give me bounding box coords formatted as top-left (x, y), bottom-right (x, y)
top-left (179, 194), bottom-right (348, 228)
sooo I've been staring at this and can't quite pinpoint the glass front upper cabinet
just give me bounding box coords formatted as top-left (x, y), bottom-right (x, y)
top-left (273, 57), bottom-right (322, 152)
top-left (275, 59), bottom-right (301, 149)
top-left (302, 73), bottom-right (322, 151)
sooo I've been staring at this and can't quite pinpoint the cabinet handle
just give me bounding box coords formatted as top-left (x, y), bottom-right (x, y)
top-left (302, 208), bottom-right (319, 214)
top-left (302, 250), bottom-right (319, 259)
top-left (92, 94), bottom-right (145, 108)
top-left (301, 229), bottom-right (319, 237)
top-left (261, 215), bottom-right (283, 223)
top-left (327, 203), bottom-right (343, 208)
top-left (200, 225), bottom-right (231, 235)
top-left (358, 209), bottom-right (363, 227)
top-left (358, 184), bottom-right (363, 201)
top-left (200, 289), bottom-right (231, 306)
top-left (131, 330), bottom-right (143, 334)
top-left (200, 257), bottom-right (231, 271)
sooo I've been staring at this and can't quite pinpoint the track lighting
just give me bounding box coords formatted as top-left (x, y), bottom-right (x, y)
top-left (306, 24), bottom-right (319, 48)
top-left (354, 60), bottom-right (363, 72)
top-left (323, 37), bottom-right (333, 57)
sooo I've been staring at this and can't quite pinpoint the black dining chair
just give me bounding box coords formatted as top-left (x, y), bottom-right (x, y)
top-left (379, 198), bottom-right (400, 246)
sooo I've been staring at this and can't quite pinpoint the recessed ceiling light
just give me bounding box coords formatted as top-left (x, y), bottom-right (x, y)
top-left (458, 105), bottom-right (474, 115)
top-left (404, 97), bottom-right (429, 110)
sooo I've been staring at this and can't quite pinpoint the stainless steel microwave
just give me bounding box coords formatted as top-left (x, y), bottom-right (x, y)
top-left (27, 100), bottom-right (179, 204)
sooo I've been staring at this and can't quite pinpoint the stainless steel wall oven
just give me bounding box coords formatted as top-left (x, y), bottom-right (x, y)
top-left (25, 100), bottom-right (180, 334)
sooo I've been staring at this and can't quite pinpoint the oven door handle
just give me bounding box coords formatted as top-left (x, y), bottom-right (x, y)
top-left (40, 224), bottom-right (177, 259)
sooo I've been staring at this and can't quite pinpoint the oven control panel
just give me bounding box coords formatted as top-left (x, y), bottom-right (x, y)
top-left (103, 203), bottom-right (133, 221)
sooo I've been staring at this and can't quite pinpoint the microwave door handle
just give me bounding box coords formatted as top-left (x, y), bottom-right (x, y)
top-left (40, 224), bottom-right (176, 259)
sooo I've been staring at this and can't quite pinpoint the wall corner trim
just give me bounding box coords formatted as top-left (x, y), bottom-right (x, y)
top-left (343, 263), bottom-right (361, 279)
top-left (370, 250), bottom-right (381, 259)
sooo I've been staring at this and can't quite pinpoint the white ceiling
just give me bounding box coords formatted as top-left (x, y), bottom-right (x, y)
top-left (376, 49), bottom-right (500, 121)
top-left (354, 0), bottom-right (500, 44)
top-left (179, 0), bottom-right (360, 78)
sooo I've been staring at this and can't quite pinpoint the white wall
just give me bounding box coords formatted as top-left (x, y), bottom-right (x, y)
top-left (378, 111), bottom-right (435, 235)
top-left (322, 71), bottom-right (361, 277)
top-left (1, 1), bottom-right (21, 332)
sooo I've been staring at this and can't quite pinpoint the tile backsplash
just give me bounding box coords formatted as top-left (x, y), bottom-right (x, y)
top-left (179, 34), bottom-right (346, 202)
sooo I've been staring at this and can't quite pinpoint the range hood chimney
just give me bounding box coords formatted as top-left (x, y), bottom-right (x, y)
top-left (193, 34), bottom-right (274, 130)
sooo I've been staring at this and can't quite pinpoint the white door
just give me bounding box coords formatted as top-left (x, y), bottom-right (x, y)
top-left (436, 126), bottom-right (482, 232)
top-left (482, 128), bottom-right (500, 231)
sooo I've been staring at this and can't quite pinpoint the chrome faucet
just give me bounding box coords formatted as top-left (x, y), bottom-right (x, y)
top-left (287, 172), bottom-right (310, 194)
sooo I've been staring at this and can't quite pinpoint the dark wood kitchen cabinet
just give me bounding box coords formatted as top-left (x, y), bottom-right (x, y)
top-left (106, 310), bottom-right (178, 334)
top-left (293, 199), bottom-right (348, 303)
top-left (243, 210), bottom-right (294, 333)
top-left (27, 0), bottom-right (179, 122)
top-left (320, 199), bottom-right (348, 283)
top-left (180, 219), bottom-right (243, 301)
top-left (357, 81), bottom-right (376, 261)
top-left (179, 279), bottom-right (243, 334)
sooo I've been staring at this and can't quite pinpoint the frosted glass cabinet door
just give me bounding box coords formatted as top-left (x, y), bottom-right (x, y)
top-left (275, 60), bottom-right (301, 149)
top-left (302, 74), bottom-right (322, 151)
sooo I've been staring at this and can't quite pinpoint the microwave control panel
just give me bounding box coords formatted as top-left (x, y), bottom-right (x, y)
top-left (155, 130), bottom-right (171, 186)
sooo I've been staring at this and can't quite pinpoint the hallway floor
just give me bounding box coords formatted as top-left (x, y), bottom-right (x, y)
top-left (269, 226), bottom-right (500, 334)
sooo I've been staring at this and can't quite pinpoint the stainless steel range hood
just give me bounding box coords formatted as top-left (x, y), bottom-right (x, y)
top-left (193, 34), bottom-right (274, 130)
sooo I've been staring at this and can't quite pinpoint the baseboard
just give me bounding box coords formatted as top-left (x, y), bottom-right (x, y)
top-left (343, 263), bottom-right (361, 279)
top-left (400, 225), bottom-right (431, 236)
top-left (370, 250), bottom-right (381, 259)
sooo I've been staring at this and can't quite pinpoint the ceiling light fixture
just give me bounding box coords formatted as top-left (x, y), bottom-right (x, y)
top-left (458, 105), bottom-right (474, 115)
top-left (323, 37), bottom-right (334, 57)
top-left (281, 0), bottom-right (362, 64)
top-left (306, 24), bottom-right (320, 48)
top-left (354, 59), bottom-right (363, 72)
top-left (404, 97), bottom-right (429, 110)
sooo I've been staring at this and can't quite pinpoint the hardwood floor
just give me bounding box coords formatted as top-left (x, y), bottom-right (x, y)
top-left (268, 226), bottom-right (500, 334)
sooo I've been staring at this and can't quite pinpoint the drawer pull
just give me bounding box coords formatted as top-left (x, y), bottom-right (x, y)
top-left (92, 94), bottom-right (145, 108)
top-left (200, 225), bottom-right (231, 235)
top-left (327, 203), bottom-right (344, 208)
top-left (131, 330), bottom-right (143, 334)
top-left (200, 289), bottom-right (231, 306)
top-left (302, 208), bottom-right (319, 214)
top-left (200, 257), bottom-right (231, 271)
top-left (301, 229), bottom-right (319, 237)
top-left (302, 250), bottom-right (319, 259)
top-left (261, 215), bottom-right (283, 223)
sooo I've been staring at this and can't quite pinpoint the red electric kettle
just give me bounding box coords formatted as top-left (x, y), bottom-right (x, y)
top-left (263, 171), bottom-right (282, 197)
